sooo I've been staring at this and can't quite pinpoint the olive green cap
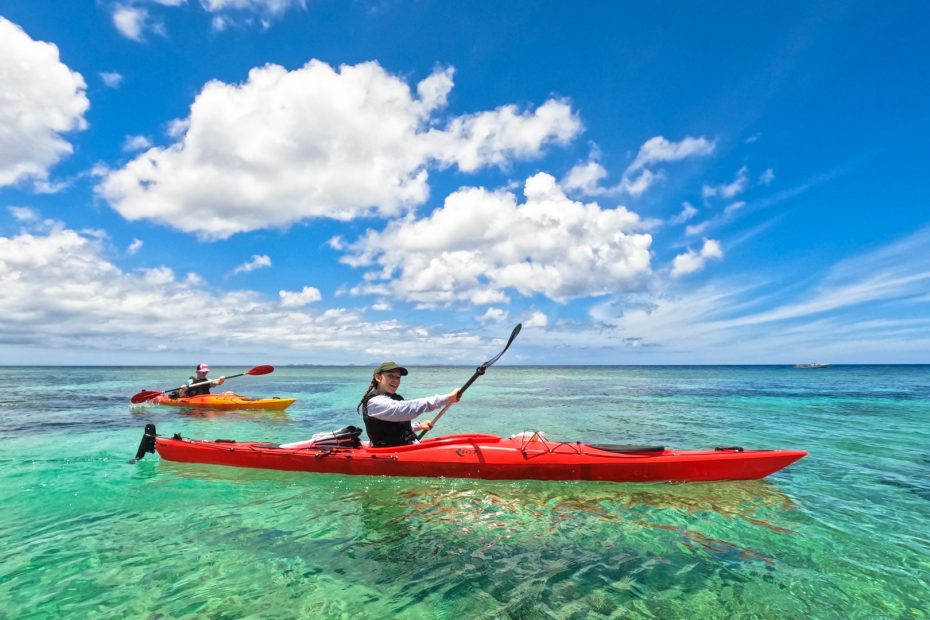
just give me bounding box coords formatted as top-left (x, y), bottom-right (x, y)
top-left (374, 361), bottom-right (408, 376)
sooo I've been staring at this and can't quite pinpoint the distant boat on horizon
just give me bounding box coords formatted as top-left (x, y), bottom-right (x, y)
top-left (794, 362), bottom-right (830, 368)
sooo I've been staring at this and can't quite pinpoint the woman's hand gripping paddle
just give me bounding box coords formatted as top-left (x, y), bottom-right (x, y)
top-left (417, 324), bottom-right (521, 440)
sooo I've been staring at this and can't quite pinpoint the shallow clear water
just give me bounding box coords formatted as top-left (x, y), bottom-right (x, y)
top-left (1, 365), bottom-right (928, 618)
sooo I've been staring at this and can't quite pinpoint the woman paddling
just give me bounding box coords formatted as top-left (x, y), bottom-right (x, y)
top-left (171, 363), bottom-right (225, 398)
top-left (358, 362), bottom-right (460, 447)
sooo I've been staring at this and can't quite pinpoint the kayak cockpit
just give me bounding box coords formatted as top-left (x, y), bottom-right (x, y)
top-left (364, 433), bottom-right (503, 453)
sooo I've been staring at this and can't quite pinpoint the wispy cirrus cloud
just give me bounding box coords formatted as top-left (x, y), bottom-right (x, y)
top-left (562, 135), bottom-right (716, 198)
top-left (714, 230), bottom-right (930, 330)
top-left (583, 225), bottom-right (930, 362)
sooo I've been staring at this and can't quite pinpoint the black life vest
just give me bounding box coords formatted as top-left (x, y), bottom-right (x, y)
top-left (186, 375), bottom-right (212, 396)
top-left (360, 389), bottom-right (417, 447)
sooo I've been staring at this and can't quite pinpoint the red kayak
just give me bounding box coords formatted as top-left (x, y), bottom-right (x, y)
top-left (135, 425), bottom-right (806, 483)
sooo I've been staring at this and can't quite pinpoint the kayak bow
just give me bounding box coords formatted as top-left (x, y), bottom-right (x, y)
top-left (138, 426), bottom-right (806, 483)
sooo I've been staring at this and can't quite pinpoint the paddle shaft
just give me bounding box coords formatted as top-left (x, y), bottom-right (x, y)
top-left (416, 369), bottom-right (483, 439)
top-left (417, 324), bottom-right (521, 440)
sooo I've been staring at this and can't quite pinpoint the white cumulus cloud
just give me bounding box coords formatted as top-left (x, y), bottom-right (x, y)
top-left (9, 206), bottom-right (39, 222)
top-left (232, 254), bottom-right (272, 274)
top-left (478, 307), bottom-right (508, 323)
top-left (203, 0), bottom-right (305, 30)
top-left (620, 136), bottom-right (716, 196)
top-left (703, 165), bottom-right (749, 199)
top-left (671, 239), bottom-right (723, 277)
top-left (96, 60), bottom-right (580, 240)
top-left (203, 0), bottom-right (306, 28)
top-left (626, 136), bottom-right (717, 175)
top-left (112, 5), bottom-right (149, 41)
top-left (100, 71), bottom-right (124, 88)
top-left (122, 135), bottom-right (152, 152)
top-left (561, 161), bottom-right (609, 195)
top-left (564, 136), bottom-right (715, 198)
top-left (0, 223), bottom-right (485, 363)
top-left (523, 311), bottom-right (548, 328)
top-left (202, 0), bottom-right (303, 10)
top-left (279, 285), bottom-right (322, 307)
top-left (724, 200), bottom-right (746, 215)
top-left (685, 222), bottom-right (709, 237)
top-left (0, 18), bottom-right (89, 188)
top-left (343, 172), bottom-right (653, 305)
top-left (111, 0), bottom-right (304, 36)
top-left (424, 98), bottom-right (580, 172)
top-left (670, 202), bottom-right (698, 225)
top-left (618, 169), bottom-right (661, 197)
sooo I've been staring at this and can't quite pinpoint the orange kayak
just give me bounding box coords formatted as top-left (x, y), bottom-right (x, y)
top-left (149, 393), bottom-right (296, 411)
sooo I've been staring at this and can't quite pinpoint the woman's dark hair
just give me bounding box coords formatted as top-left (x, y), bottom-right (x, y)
top-left (356, 377), bottom-right (379, 415)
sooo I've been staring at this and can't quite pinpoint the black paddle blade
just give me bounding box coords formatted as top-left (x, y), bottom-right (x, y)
top-left (129, 423), bottom-right (157, 464)
top-left (481, 323), bottom-right (522, 369)
top-left (459, 324), bottom-right (523, 396)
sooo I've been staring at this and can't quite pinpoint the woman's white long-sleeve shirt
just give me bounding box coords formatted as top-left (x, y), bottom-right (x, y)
top-left (365, 393), bottom-right (452, 423)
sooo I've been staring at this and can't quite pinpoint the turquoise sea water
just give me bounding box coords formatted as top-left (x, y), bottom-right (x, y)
top-left (1, 365), bottom-right (928, 619)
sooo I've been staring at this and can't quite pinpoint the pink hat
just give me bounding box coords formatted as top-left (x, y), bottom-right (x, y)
top-left (196, 363), bottom-right (210, 373)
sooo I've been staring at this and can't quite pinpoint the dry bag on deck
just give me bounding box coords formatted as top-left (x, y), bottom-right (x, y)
top-left (280, 425), bottom-right (363, 450)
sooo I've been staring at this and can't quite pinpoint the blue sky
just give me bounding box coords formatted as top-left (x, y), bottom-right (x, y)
top-left (1, 0), bottom-right (929, 365)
